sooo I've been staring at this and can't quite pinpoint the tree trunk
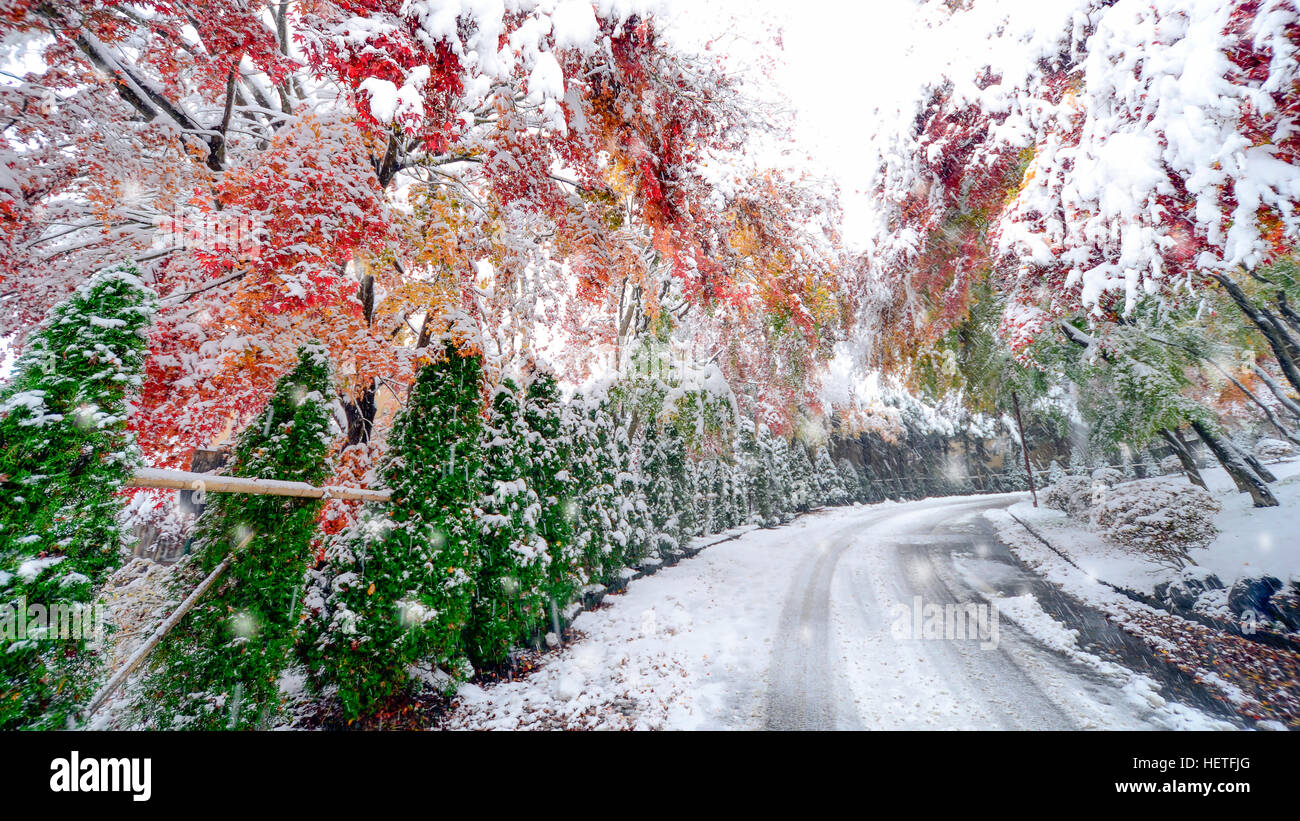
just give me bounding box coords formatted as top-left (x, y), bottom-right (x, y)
top-left (340, 272), bottom-right (378, 446)
top-left (1213, 273), bottom-right (1300, 395)
top-left (1159, 428), bottom-right (1207, 489)
top-left (1011, 390), bottom-right (1038, 507)
top-left (1239, 445), bottom-right (1277, 484)
top-left (1251, 363), bottom-right (1300, 422)
top-left (1189, 420), bottom-right (1278, 507)
top-left (1277, 290), bottom-right (1300, 336)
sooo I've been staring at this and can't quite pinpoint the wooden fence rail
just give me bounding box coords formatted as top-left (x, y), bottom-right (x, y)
top-left (128, 467), bottom-right (391, 503)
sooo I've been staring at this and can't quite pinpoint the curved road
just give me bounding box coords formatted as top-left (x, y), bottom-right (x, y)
top-left (760, 495), bottom-right (1233, 730)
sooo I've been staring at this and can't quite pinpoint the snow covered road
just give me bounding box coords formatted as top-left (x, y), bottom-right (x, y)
top-left (446, 495), bottom-right (1233, 730)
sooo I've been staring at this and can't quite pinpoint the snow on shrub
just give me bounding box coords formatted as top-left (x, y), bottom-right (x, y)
top-left (1090, 466), bottom-right (1124, 488)
top-left (1043, 476), bottom-right (1091, 520)
top-left (1040, 475), bottom-right (1092, 514)
top-left (141, 343), bottom-right (334, 730)
top-left (1254, 437), bottom-right (1295, 463)
top-left (1089, 479), bottom-right (1221, 570)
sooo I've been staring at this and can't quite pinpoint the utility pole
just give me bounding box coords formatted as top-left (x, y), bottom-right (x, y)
top-left (1011, 390), bottom-right (1038, 507)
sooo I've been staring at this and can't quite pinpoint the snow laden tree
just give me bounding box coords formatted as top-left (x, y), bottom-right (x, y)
top-left (704, 457), bottom-right (734, 534)
top-left (726, 445), bottom-right (752, 527)
top-left (786, 441), bottom-right (815, 512)
top-left (2, 1), bottom-right (849, 504)
top-left (749, 422), bottom-right (790, 526)
top-left (815, 446), bottom-right (850, 506)
top-left (613, 409), bottom-right (651, 567)
top-left (836, 458), bottom-right (861, 505)
top-left (0, 263), bottom-right (155, 730)
top-left (140, 343), bottom-right (334, 729)
top-left (307, 344), bottom-right (483, 719)
top-left (1039, 311), bottom-right (1279, 506)
top-left (522, 371), bottom-right (581, 617)
top-left (467, 378), bottom-right (547, 666)
top-left (639, 420), bottom-right (685, 560)
top-left (567, 394), bottom-right (626, 586)
top-left (864, 0), bottom-right (1300, 504)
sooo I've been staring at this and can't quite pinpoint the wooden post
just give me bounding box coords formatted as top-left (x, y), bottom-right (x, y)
top-left (81, 556), bottom-right (233, 721)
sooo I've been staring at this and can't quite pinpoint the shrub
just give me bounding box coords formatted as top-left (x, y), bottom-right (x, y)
top-left (307, 344), bottom-right (484, 719)
top-left (1254, 437), bottom-right (1295, 463)
top-left (1043, 476), bottom-right (1091, 518)
top-left (1089, 479), bottom-right (1221, 569)
top-left (1090, 466), bottom-right (1124, 487)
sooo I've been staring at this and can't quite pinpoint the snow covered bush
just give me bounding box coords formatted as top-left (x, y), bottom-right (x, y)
top-left (1043, 476), bottom-right (1091, 519)
top-left (1254, 437), bottom-right (1295, 463)
top-left (836, 458), bottom-right (861, 506)
top-left (786, 441), bottom-right (815, 511)
top-left (467, 377), bottom-right (548, 666)
top-left (747, 422), bottom-right (787, 526)
top-left (567, 394), bottom-right (625, 586)
top-left (1090, 467), bottom-right (1124, 488)
top-left (140, 343), bottom-right (334, 729)
top-left (814, 446), bottom-right (850, 506)
top-left (0, 263), bottom-right (155, 729)
top-left (1089, 480), bottom-right (1221, 570)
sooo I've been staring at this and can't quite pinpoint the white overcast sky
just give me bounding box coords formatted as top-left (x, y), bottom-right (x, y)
top-left (660, 0), bottom-right (930, 247)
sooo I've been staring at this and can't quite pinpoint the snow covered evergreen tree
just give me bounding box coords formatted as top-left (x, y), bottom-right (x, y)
top-left (750, 423), bottom-right (788, 525)
top-left (466, 378), bottom-right (547, 665)
top-left (568, 394), bottom-right (620, 585)
top-left (523, 370), bottom-right (581, 619)
top-left (142, 342), bottom-right (334, 729)
top-left (836, 458), bottom-right (861, 506)
top-left (614, 413), bottom-right (651, 567)
top-left (0, 263), bottom-right (155, 729)
top-left (814, 446), bottom-right (848, 506)
top-left (640, 420), bottom-right (681, 558)
top-left (787, 440), bottom-right (815, 511)
top-left (727, 442), bottom-right (752, 527)
top-left (307, 344), bottom-right (483, 719)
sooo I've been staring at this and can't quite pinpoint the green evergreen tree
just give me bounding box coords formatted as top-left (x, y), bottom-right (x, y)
top-left (308, 344), bottom-right (483, 719)
top-left (814, 445), bottom-right (848, 505)
top-left (141, 342), bottom-right (334, 729)
top-left (640, 421), bottom-right (679, 556)
top-left (466, 378), bottom-right (546, 665)
top-left (835, 458), bottom-right (860, 505)
top-left (615, 414), bottom-right (651, 566)
top-left (787, 441), bottom-right (814, 511)
top-left (571, 395), bottom-right (625, 583)
top-left (0, 263), bottom-right (156, 729)
top-left (727, 439), bottom-right (751, 527)
top-left (523, 371), bottom-right (580, 610)
top-left (750, 423), bottom-right (788, 525)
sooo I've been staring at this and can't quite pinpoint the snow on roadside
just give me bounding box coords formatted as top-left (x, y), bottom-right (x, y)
top-left (987, 592), bottom-right (1235, 730)
top-left (1197, 459), bottom-right (1300, 589)
top-left (986, 507), bottom-right (1300, 727)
